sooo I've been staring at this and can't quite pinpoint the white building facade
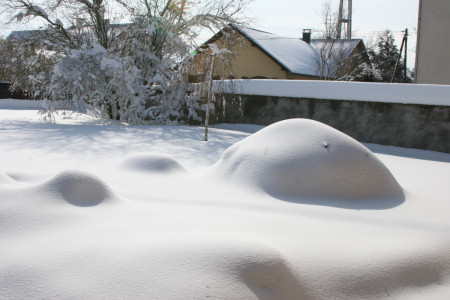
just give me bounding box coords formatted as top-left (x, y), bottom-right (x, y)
top-left (415, 0), bottom-right (450, 85)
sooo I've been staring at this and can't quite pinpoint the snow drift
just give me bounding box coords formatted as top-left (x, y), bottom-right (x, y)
top-left (1, 104), bottom-right (450, 299)
top-left (213, 119), bottom-right (403, 203)
top-left (0, 171), bottom-right (18, 186)
top-left (39, 170), bottom-right (116, 207)
top-left (119, 153), bottom-right (185, 173)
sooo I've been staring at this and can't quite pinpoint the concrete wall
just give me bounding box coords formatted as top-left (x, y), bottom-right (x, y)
top-left (212, 94), bottom-right (450, 153)
top-left (415, 0), bottom-right (450, 85)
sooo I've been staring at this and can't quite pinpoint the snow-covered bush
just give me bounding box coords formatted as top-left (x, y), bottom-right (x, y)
top-left (114, 20), bottom-right (200, 124)
top-left (48, 43), bottom-right (108, 114)
top-left (344, 62), bottom-right (383, 82)
top-left (47, 22), bottom-right (200, 124)
top-left (3, 0), bottom-right (251, 124)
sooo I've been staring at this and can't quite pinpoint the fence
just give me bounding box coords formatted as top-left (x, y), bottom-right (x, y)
top-left (209, 80), bottom-right (450, 153)
top-left (0, 82), bottom-right (39, 100)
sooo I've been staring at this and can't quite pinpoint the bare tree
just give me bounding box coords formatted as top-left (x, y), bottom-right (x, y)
top-left (115, 0), bottom-right (251, 47)
top-left (1, 0), bottom-right (141, 56)
top-left (313, 0), bottom-right (363, 80)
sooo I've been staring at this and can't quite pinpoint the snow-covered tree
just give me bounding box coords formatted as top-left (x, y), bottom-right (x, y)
top-left (2, 0), bottom-right (251, 123)
top-left (0, 38), bottom-right (9, 82)
top-left (47, 21), bottom-right (200, 124)
top-left (371, 30), bottom-right (412, 83)
top-left (344, 30), bottom-right (412, 83)
top-left (112, 20), bottom-right (200, 124)
top-left (0, 33), bottom-right (58, 98)
top-left (2, 0), bottom-right (116, 53)
top-left (1, 0), bottom-right (118, 100)
top-left (345, 61), bottom-right (382, 82)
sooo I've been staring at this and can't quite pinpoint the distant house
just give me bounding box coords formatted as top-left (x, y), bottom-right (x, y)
top-left (7, 23), bottom-right (130, 44)
top-left (415, 0), bottom-right (450, 85)
top-left (0, 82), bottom-right (11, 99)
top-left (187, 24), bottom-right (365, 83)
top-left (310, 38), bottom-right (366, 80)
top-left (0, 81), bottom-right (27, 99)
top-left (7, 30), bottom-right (44, 42)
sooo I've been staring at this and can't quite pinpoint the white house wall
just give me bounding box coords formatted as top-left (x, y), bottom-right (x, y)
top-left (415, 0), bottom-right (450, 85)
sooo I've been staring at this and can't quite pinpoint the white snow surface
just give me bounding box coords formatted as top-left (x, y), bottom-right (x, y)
top-left (1, 101), bottom-right (450, 299)
top-left (219, 79), bottom-right (450, 106)
top-left (0, 99), bottom-right (42, 109)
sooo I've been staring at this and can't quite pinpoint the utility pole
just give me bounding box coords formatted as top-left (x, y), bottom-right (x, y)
top-left (391, 28), bottom-right (409, 83)
top-left (337, 0), bottom-right (352, 39)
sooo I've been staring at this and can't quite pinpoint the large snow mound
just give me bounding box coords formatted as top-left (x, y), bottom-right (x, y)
top-left (214, 119), bottom-right (403, 202)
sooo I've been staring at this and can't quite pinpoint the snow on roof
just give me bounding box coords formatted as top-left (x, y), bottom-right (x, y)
top-left (8, 24), bottom-right (131, 41)
top-left (233, 25), bottom-right (321, 77)
top-left (311, 38), bottom-right (361, 52)
top-left (8, 30), bottom-right (43, 41)
top-left (311, 38), bottom-right (362, 61)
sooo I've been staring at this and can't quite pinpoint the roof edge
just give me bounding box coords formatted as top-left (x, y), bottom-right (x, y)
top-left (229, 24), bottom-right (319, 77)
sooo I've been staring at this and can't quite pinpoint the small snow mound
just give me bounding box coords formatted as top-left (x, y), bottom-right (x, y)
top-left (120, 153), bottom-right (185, 173)
top-left (0, 171), bottom-right (17, 185)
top-left (42, 170), bottom-right (114, 207)
top-left (213, 119), bottom-right (403, 201)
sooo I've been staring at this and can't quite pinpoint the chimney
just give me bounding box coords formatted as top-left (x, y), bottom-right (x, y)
top-left (302, 29), bottom-right (311, 44)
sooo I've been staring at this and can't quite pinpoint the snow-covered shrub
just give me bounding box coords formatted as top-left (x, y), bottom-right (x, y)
top-left (48, 43), bottom-right (108, 114)
top-left (344, 62), bottom-right (383, 82)
top-left (46, 21), bottom-right (200, 124)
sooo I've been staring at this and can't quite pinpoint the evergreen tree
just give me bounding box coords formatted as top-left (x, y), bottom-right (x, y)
top-left (373, 30), bottom-right (411, 83)
top-left (346, 30), bottom-right (413, 83)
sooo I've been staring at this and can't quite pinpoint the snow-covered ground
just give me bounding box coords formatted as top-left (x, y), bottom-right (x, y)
top-left (1, 100), bottom-right (450, 299)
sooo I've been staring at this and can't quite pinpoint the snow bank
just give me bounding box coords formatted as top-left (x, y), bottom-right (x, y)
top-left (218, 79), bottom-right (450, 106)
top-left (1, 108), bottom-right (450, 299)
top-left (213, 119), bottom-right (403, 203)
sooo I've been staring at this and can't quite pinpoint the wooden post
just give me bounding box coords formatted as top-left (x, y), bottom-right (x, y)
top-left (403, 28), bottom-right (408, 82)
top-left (204, 55), bottom-right (215, 141)
top-left (391, 28), bottom-right (408, 83)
